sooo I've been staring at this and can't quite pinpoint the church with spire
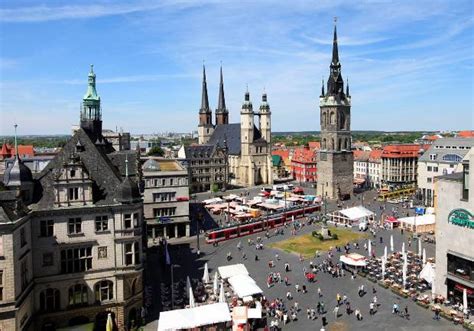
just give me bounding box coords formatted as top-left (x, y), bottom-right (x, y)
top-left (317, 20), bottom-right (354, 200)
top-left (0, 66), bottom-right (144, 330)
top-left (182, 65), bottom-right (273, 190)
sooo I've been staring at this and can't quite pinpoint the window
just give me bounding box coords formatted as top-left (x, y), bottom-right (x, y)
top-left (427, 177), bottom-right (432, 183)
top-left (427, 166), bottom-right (432, 171)
top-left (20, 227), bottom-right (26, 247)
top-left (98, 246), bottom-right (107, 259)
top-left (68, 187), bottom-right (79, 200)
top-left (95, 280), bottom-right (113, 302)
top-left (433, 167), bottom-right (438, 172)
top-left (21, 259), bottom-right (28, 291)
top-left (124, 214), bottom-right (132, 229)
top-left (124, 242), bottom-right (140, 266)
top-left (133, 213), bottom-right (140, 228)
top-left (0, 270), bottom-right (3, 301)
top-left (429, 154), bottom-right (437, 161)
top-left (170, 178), bottom-right (174, 186)
top-left (40, 220), bottom-right (54, 237)
top-left (60, 247), bottom-right (92, 274)
top-left (68, 218), bottom-right (82, 234)
top-left (95, 216), bottom-right (108, 232)
top-left (70, 170), bottom-right (76, 178)
top-left (442, 154), bottom-right (462, 163)
top-left (68, 284), bottom-right (88, 307)
top-left (40, 288), bottom-right (60, 312)
top-left (153, 207), bottom-right (177, 217)
top-left (463, 162), bottom-right (470, 200)
top-left (43, 253), bottom-right (54, 267)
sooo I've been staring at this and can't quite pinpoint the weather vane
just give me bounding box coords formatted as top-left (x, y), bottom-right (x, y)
top-left (334, 16), bottom-right (338, 24)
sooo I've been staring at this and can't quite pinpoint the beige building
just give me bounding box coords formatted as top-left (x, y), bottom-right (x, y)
top-left (141, 157), bottom-right (190, 241)
top-left (0, 66), bottom-right (144, 330)
top-left (434, 148), bottom-right (473, 309)
top-left (417, 138), bottom-right (474, 206)
top-left (194, 66), bottom-right (272, 189)
top-left (381, 144), bottom-right (421, 190)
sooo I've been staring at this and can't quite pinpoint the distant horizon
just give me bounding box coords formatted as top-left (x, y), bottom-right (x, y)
top-left (1, 1), bottom-right (473, 135)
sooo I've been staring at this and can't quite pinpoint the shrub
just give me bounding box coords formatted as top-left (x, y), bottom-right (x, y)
top-left (312, 231), bottom-right (318, 237)
top-left (317, 233), bottom-right (324, 241)
top-left (331, 233), bottom-right (338, 240)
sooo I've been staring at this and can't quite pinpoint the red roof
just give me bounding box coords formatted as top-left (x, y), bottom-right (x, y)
top-left (272, 149), bottom-right (289, 160)
top-left (292, 146), bottom-right (317, 163)
top-left (382, 144), bottom-right (421, 158)
top-left (307, 141), bottom-right (321, 150)
top-left (369, 149), bottom-right (382, 162)
top-left (457, 130), bottom-right (474, 138)
top-left (0, 144), bottom-right (34, 158)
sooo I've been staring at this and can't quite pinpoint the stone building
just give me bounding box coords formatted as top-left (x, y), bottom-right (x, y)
top-left (178, 144), bottom-right (228, 193)
top-left (434, 148), bottom-right (473, 309)
top-left (417, 138), bottom-right (474, 206)
top-left (141, 157), bottom-right (190, 241)
top-left (191, 66), bottom-right (272, 189)
top-left (0, 66), bottom-right (144, 330)
top-left (316, 21), bottom-right (353, 200)
top-left (381, 144), bottom-right (422, 190)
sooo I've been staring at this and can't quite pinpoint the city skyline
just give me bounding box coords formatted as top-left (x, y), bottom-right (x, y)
top-left (1, 0), bottom-right (473, 135)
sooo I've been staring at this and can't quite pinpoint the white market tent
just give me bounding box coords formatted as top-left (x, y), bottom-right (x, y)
top-left (399, 214), bottom-right (436, 233)
top-left (157, 302), bottom-right (231, 331)
top-left (419, 262), bottom-right (436, 284)
top-left (331, 206), bottom-right (375, 225)
top-left (218, 264), bottom-right (249, 280)
top-left (228, 274), bottom-right (263, 298)
top-left (339, 253), bottom-right (367, 267)
top-left (202, 197), bottom-right (223, 205)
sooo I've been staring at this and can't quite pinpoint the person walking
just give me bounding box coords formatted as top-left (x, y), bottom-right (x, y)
top-left (404, 305), bottom-right (409, 319)
top-left (369, 302), bottom-right (375, 315)
top-left (318, 287), bottom-right (322, 297)
top-left (333, 306), bottom-right (339, 319)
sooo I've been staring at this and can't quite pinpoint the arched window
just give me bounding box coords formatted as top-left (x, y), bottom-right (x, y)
top-left (69, 284), bottom-right (88, 306)
top-left (322, 112), bottom-right (327, 126)
top-left (330, 112), bottom-right (336, 125)
top-left (322, 138), bottom-right (327, 149)
top-left (94, 280), bottom-right (113, 302)
top-left (442, 154), bottom-right (462, 162)
top-left (40, 288), bottom-right (60, 312)
top-left (331, 138), bottom-right (335, 150)
top-left (338, 139), bottom-right (342, 151)
top-left (345, 138), bottom-right (350, 150)
top-left (340, 112), bottom-right (345, 130)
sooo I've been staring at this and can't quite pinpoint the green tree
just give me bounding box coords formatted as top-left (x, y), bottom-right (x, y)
top-left (147, 146), bottom-right (164, 156)
top-left (211, 183), bottom-right (219, 193)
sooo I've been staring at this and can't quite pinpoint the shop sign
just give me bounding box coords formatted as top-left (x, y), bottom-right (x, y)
top-left (448, 209), bottom-right (474, 229)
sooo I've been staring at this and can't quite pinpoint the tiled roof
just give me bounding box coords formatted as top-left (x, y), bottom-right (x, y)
top-left (457, 130), bottom-right (474, 138)
top-left (184, 144), bottom-right (217, 159)
top-left (0, 144), bottom-right (35, 158)
top-left (419, 137), bottom-right (474, 163)
top-left (353, 150), bottom-right (370, 162)
top-left (381, 144), bottom-right (422, 158)
top-left (308, 141), bottom-right (321, 150)
top-left (292, 147), bottom-right (317, 163)
top-left (368, 149), bottom-right (382, 162)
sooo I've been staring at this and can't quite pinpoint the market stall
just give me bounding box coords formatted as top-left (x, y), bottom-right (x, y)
top-left (330, 206), bottom-right (375, 225)
top-left (384, 216), bottom-right (400, 229)
top-left (228, 274), bottom-right (263, 298)
top-left (218, 264), bottom-right (249, 280)
top-left (157, 302), bottom-right (231, 331)
top-left (339, 253), bottom-right (367, 271)
top-left (399, 214), bottom-right (435, 233)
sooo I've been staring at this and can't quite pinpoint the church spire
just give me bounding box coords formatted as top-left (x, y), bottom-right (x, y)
top-left (83, 64), bottom-right (99, 100)
top-left (331, 17), bottom-right (339, 66)
top-left (13, 123), bottom-right (19, 160)
top-left (321, 77), bottom-right (325, 97)
top-left (346, 77), bottom-right (350, 97)
top-left (200, 64), bottom-right (210, 113)
top-left (217, 65), bottom-right (226, 112)
top-left (80, 65), bottom-right (102, 140)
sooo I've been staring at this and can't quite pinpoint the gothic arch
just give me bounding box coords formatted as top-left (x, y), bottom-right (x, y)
top-left (322, 138), bottom-right (327, 149)
top-left (345, 138), bottom-right (350, 150)
top-left (340, 112), bottom-right (345, 130)
top-left (338, 139), bottom-right (342, 151)
top-left (331, 138), bottom-right (335, 150)
top-left (322, 112), bottom-right (327, 127)
top-left (330, 111), bottom-right (336, 125)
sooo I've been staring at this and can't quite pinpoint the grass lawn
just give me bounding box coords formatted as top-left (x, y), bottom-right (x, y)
top-left (269, 227), bottom-right (369, 258)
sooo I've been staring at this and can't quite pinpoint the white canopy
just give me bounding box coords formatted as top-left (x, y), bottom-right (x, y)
top-left (202, 197), bottom-right (223, 205)
top-left (339, 253), bottom-right (367, 267)
top-left (248, 301), bottom-right (262, 319)
top-left (218, 264), bottom-right (249, 280)
top-left (399, 214), bottom-right (435, 226)
top-left (158, 302), bottom-right (231, 331)
top-left (419, 262), bottom-right (436, 284)
top-left (228, 274), bottom-right (263, 298)
top-left (338, 206), bottom-right (374, 221)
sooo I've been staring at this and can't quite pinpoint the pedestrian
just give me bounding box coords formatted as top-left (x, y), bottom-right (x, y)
top-left (294, 301), bottom-right (299, 311)
top-left (369, 302), bottom-right (375, 315)
top-left (373, 296), bottom-right (378, 306)
top-left (286, 291), bottom-right (292, 300)
top-left (302, 284), bottom-right (307, 293)
top-left (295, 284), bottom-right (300, 292)
top-left (311, 308), bottom-right (316, 320)
top-left (318, 287), bottom-right (322, 297)
top-left (355, 309), bottom-right (362, 321)
top-left (322, 315), bottom-right (327, 326)
top-left (283, 313), bottom-right (288, 325)
top-left (307, 308), bottom-right (311, 319)
top-left (336, 293), bottom-right (341, 305)
top-left (276, 253), bottom-right (280, 260)
top-left (434, 309), bottom-right (440, 320)
top-left (255, 254), bottom-right (259, 261)
top-left (333, 306), bottom-right (339, 318)
top-left (404, 305), bottom-right (409, 319)
top-left (285, 276), bottom-right (289, 286)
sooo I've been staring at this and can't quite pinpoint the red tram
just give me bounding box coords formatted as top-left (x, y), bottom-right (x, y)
top-left (206, 204), bottom-right (320, 244)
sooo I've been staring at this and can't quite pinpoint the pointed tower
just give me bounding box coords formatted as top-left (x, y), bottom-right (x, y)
top-left (259, 91), bottom-right (271, 144)
top-left (198, 65), bottom-right (214, 144)
top-left (215, 66), bottom-right (229, 125)
top-left (240, 89), bottom-right (254, 185)
top-left (317, 19), bottom-right (353, 200)
top-left (80, 65), bottom-right (102, 141)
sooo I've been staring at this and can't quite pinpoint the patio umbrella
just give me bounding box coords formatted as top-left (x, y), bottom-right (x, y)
top-left (186, 276), bottom-right (191, 297)
top-left (422, 248), bottom-right (426, 265)
top-left (402, 242), bottom-right (405, 256)
top-left (106, 313), bottom-right (113, 331)
top-left (418, 239), bottom-right (422, 257)
top-left (219, 282), bottom-right (225, 303)
top-left (390, 235), bottom-right (394, 252)
top-left (463, 288), bottom-right (468, 314)
top-left (213, 272), bottom-right (219, 295)
top-left (381, 256), bottom-right (386, 280)
top-left (384, 246), bottom-right (388, 261)
top-left (202, 263), bottom-right (210, 283)
top-left (189, 286), bottom-right (195, 308)
top-left (368, 240), bottom-right (372, 257)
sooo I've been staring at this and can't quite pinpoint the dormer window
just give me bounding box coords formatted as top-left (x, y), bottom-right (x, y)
top-left (70, 170), bottom-right (76, 178)
top-left (68, 187), bottom-right (79, 200)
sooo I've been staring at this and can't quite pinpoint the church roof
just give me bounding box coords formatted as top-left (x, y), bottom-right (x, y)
top-left (208, 123), bottom-right (262, 155)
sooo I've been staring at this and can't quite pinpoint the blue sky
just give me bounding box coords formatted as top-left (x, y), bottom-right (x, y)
top-left (0, 0), bottom-right (473, 135)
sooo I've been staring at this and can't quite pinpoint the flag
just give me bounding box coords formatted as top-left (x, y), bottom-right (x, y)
top-left (165, 240), bottom-right (171, 265)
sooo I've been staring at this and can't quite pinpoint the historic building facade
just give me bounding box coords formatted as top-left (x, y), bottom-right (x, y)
top-left (141, 157), bottom-right (190, 241)
top-left (190, 66), bottom-right (272, 189)
top-left (316, 22), bottom-right (353, 200)
top-left (0, 66), bottom-right (144, 330)
top-left (380, 144), bottom-right (422, 190)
